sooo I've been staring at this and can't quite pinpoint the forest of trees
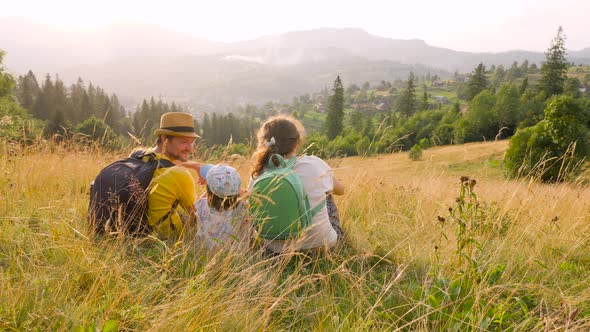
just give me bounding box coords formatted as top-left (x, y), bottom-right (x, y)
top-left (1, 27), bottom-right (589, 181)
top-left (2, 66), bottom-right (263, 150)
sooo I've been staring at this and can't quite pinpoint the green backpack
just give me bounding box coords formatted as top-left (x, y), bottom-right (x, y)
top-left (250, 154), bottom-right (326, 240)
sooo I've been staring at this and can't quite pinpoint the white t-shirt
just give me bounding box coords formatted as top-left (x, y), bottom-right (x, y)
top-left (251, 155), bottom-right (337, 252)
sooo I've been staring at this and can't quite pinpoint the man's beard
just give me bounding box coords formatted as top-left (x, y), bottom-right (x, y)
top-left (168, 150), bottom-right (190, 162)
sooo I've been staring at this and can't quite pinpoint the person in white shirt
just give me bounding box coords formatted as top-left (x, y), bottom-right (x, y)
top-left (249, 115), bottom-right (345, 254)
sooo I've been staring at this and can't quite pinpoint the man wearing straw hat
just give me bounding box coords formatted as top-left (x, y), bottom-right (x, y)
top-left (146, 112), bottom-right (202, 237)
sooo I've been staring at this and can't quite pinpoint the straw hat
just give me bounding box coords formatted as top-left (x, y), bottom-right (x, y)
top-left (154, 112), bottom-right (199, 138)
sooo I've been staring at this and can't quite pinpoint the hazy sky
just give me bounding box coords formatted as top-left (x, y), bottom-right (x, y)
top-left (3, 0), bottom-right (589, 52)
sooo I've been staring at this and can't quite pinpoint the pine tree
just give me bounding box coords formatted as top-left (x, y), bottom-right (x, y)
top-left (325, 75), bottom-right (344, 139)
top-left (350, 111), bottom-right (364, 133)
top-left (398, 72), bottom-right (417, 117)
top-left (69, 78), bottom-right (86, 124)
top-left (33, 74), bottom-right (54, 120)
top-left (16, 70), bottom-right (40, 111)
top-left (520, 59), bottom-right (529, 73)
top-left (362, 114), bottom-right (374, 137)
top-left (43, 75), bottom-right (73, 135)
top-left (107, 94), bottom-right (123, 133)
top-left (202, 113), bottom-right (211, 143)
top-left (421, 83), bottom-right (429, 111)
top-left (213, 113), bottom-right (222, 145)
top-left (134, 100), bottom-right (151, 142)
top-left (87, 82), bottom-right (96, 116)
top-left (506, 61), bottom-right (522, 81)
top-left (466, 63), bottom-right (488, 101)
top-left (519, 77), bottom-right (529, 95)
top-left (539, 26), bottom-right (568, 98)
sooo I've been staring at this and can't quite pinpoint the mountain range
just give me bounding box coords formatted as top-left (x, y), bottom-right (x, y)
top-left (2, 17), bottom-right (589, 109)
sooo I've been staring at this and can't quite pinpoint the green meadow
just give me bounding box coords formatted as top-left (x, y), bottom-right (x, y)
top-left (1, 139), bottom-right (589, 331)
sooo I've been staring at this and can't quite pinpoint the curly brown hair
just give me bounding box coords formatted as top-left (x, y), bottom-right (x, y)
top-left (251, 115), bottom-right (305, 178)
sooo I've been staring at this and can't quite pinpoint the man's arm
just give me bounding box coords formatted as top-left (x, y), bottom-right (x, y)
top-left (178, 161), bottom-right (202, 172)
top-left (178, 161), bottom-right (206, 185)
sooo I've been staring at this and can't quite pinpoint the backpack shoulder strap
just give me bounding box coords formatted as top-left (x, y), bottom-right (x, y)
top-left (156, 158), bottom-right (175, 168)
top-left (285, 156), bottom-right (298, 169)
top-left (133, 149), bottom-right (175, 168)
top-left (267, 154), bottom-right (286, 169)
top-left (266, 154), bottom-right (299, 170)
top-left (285, 155), bottom-right (324, 217)
top-left (155, 200), bottom-right (180, 228)
top-left (130, 149), bottom-right (148, 160)
top-left (309, 198), bottom-right (326, 218)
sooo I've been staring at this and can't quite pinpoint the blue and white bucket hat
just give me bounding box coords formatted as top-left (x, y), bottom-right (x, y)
top-left (200, 164), bottom-right (242, 197)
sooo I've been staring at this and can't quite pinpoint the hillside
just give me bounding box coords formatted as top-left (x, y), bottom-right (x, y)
top-left (58, 55), bottom-right (449, 111)
top-left (338, 140), bottom-right (509, 178)
top-left (3, 20), bottom-right (590, 109)
top-left (2, 139), bottom-right (590, 330)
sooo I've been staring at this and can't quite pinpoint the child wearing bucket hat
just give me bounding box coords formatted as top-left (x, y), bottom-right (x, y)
top-left (194, 164), bottom-right (250, 252)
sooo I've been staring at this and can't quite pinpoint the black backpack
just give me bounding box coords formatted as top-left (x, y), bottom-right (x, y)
top-left (88, 149), bottom-right (175, 236)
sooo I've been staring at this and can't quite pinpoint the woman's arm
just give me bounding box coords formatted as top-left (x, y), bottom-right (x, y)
top-left (331, 177), bottom-right (345, 196)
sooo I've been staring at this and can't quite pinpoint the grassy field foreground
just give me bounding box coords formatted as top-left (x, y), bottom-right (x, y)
top-left (1, 140), bottom-right (589, 331)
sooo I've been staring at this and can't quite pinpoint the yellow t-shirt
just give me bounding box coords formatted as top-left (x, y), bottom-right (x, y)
top-left (146, 153), bottom-right (197, 237)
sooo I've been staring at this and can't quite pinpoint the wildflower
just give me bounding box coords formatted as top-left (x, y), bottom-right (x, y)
top-left (0, 115), bottom-right (13, 126)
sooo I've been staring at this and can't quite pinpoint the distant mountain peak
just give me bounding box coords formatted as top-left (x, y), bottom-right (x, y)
top-left (287, 27), bottom-right (370, 35)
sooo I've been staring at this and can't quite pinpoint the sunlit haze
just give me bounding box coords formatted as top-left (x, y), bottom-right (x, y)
top-left (3, 0), bottom-right (589, 52)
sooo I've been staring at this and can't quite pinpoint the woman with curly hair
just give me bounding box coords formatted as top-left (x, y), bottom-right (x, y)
top-left (249, 115), bottom-right (345, 254)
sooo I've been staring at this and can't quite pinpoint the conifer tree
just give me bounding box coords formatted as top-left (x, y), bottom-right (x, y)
top-left (519, 77), bottom-right (529, 95)
top-left (539, 26), bottom-right (568, 98)
top-left (351, 111), bottom-right (364, 133)
top-left (398, 72), bottom-right (417, 117)
top-left (69, 78), bottom-right (86, 124)
top-left (362, 114), bottom-right (374, 137)
top-left (421, 83), bottom-right (429, 111)
top-left (16, 70), bottom-right (40, 111)
top-left (466, 63), bottom-right (488, 101)
top-left (325, 75), bottom-right (344, 139)
top-left (32, 75), bottom-right (53, 120)
top-left (202, 113), bottom-right (211, 142)
top-left (520, 59), bottom-right (529, 73)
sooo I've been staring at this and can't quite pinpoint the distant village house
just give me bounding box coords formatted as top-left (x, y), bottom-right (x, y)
top-left (376, 102), bottom-right (389, 111)
top-left (315, 103), bottom-right (326, 113)
top-left (434, 96), bottom-right (449, 104)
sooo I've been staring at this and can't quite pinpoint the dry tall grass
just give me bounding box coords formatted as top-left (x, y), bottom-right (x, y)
top-left (1, 139), bottom-right (589, 331)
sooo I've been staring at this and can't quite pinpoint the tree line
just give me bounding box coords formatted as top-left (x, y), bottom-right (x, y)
top-left (301, 27), bottom-right (589, 182)
top-left (1, 64), bottom-right (264, 149)
top-left (2, 26), bottom-right (589, 182)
